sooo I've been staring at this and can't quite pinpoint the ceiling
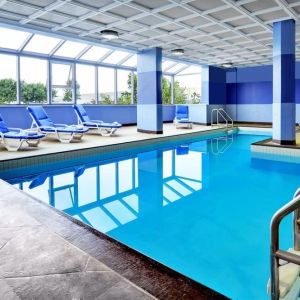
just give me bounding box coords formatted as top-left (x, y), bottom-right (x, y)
top-left (0, 0), bottom-right (299, 67)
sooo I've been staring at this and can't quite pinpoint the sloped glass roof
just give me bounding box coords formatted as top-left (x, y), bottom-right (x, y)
top-left (0, 26), bottom-right (201, 73)
top-left (54, 41), bottom-right (87, 58)
top-left (0, 27), bottom-right (31, 50)
top-left (80, 46), bottom-right (110, 61)
top-left (23, 34), bottom-right (61, 54)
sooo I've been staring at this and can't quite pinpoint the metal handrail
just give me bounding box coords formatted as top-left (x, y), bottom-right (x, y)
top-left (210, 131), bottom-right (234, 155)
top-left (270, 188), bottom-right (300, 300)
top-left (211, 108), bottom-right (233, 128)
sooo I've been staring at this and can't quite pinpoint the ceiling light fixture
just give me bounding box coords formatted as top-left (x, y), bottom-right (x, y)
top-left (101, 30), bottom-right (119, 40)
top-left (222, 62), bottom-right (233, 68)
top-left (171, 48), bottom-right (184, 56)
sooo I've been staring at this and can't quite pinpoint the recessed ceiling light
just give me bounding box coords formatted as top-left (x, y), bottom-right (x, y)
top-left (222, 62), bottom-right (233, 68)
top-left (171, 49), bottom-right (184, 56)
top-left (101, 30), bottom-right (119, 40)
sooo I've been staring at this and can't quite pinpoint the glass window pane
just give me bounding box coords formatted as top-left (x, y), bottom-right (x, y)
top-left (121, 55), bottom-right (137, 67)
top-left (174, 74), bottom-right (201, 104)
top-left (0, 54), bottom-right (17, 104)
top-left (162, 60), bottom-right (175, 72)
top-left (20, 57), bottom-right (47, 104)
top-left (24, 34), bottom-right (61, 54)
top-left (98, 67), bottom-right (114, 104)
top-left (133, 72), bottom-right (137, 104)
top-left (76, 64), bottom-right (96, 104)
top-left (117, 69), bottom-right (132, 105)
top-left (0, 28), bottom-right (31, 50)
top-left (80, 46), bottom-right (110, 61)
top-left (52, 63), bottom-right (73, 103)
top-left (177, 65), bottom-right (202, 75)
top-left (167, 63), bottom-right (187, 74)
top-left (54, 41), bottom-right (88, 58)
top-left (162, 75), bottom-right (172, 104)
top-left (102, 51), bottom-right (129, 64)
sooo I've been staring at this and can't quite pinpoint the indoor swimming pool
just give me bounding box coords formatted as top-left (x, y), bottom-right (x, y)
top-left (1, 130), bottom-right (298, 299)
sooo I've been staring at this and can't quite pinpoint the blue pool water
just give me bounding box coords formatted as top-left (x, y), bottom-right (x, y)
top-left (2, 131), bottom-right (299, 299)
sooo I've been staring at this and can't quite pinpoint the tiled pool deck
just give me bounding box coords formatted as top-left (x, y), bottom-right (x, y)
top-left (251, 129), bottom-right (300, 158)
top-left (0, 124), bottom-right (229, 300)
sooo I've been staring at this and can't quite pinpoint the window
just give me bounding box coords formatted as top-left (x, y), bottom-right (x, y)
top-left (51, 63), bottom-right (73, 103)
top-left (162, 75), bottom-right (172, 104)
top-left (103, 51), bottom-right (129, 64)
top-left (117, 69), bottom-right (132, 105)
top-left (121, 54), bottom-right (137, 67)
top-left (0, 54), bottom-right (17, 104)
top-left (54, 41), bottom-right (87, 58)
top-left (76, 64), bottom-right (96, 104)
top-left (20, 57), bottom-right (48, 104)
top-left (98, 67), bottom-right (115, 104)
top-left (80, 46), bottom-right (110, 61)
top-left (24, 34), bottom-right (61, 54)
top-left (174, 74), bottom-right (201, 104)
top-left (0, 28), bottom-right (31, 50)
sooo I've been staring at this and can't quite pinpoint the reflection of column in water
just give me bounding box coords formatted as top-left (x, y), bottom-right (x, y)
top-left (138, 150), bottom-right (163, 215)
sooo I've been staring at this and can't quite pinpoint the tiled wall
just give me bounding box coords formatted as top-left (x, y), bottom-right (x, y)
top-left (0, 105), bottom-right (175, 128)
top-left (226, 62), bottom-right (300, 123)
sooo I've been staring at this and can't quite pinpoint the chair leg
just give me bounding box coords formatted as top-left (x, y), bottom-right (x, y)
top-left (2, 139), bottom-right (23, 151)
top-left (56, 132), bottom-right (74, 143)
top-left (73, 133), bottom-right (83, 141)
top-left (100, 128), bottom-right (113, 136)
top-left (26, 139), bottom-right (40, 147)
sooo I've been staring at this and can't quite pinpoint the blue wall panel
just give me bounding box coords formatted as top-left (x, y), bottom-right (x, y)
top-left (202, 66), bottom-right (226, 105)
top-left (0, 105), bottom-right (175, 129)
top-left (226, 58), bottom-right (299, 122)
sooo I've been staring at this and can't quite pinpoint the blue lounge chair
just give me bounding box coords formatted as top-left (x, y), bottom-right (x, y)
top-left (0, 113), bottom-right (45, 151)
top-left (27, 106), bottom-right (89, 143)
top-left (73, 104), bottom-right (122, 136)
top-left (174, 105), bottom-right (193, 129)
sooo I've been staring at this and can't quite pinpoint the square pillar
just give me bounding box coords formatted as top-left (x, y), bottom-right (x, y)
top-left (137, 48), bottom-right (163, 134)
top-left (273, 19), bottom-right (296, 145)
top-left (200, 65), bottom-right (226, 125)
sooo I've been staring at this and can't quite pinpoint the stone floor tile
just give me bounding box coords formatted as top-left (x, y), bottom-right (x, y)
top-left (5, 271), bottom-right (120, 300)
top-left (0, 279), bottom-right (20, 300)
top-left (97, 279), bottom-right (155, 300)
top-left (0, 226), bottom-right (89, 278)
top-left (0, 202), bottom-right (40, 228)
top-left (85, 256), bottom-right (111, 272)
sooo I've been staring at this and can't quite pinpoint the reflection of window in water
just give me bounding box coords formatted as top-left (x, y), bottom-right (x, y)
top-left (15, 149), bottom-right (203, 233)
top-left (163, 148), bottom-right (203, 206)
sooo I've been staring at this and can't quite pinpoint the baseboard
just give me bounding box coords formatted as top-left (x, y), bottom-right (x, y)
top-left (137, 129), bottom-right (163, 134)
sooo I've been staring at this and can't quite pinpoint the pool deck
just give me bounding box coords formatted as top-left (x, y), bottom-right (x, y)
top-left (0, 124), bottom-right (228, 300)
top-left (251, 129), bottom-right (300, 158)
top-left (0, 123), bottom-right (223, 162)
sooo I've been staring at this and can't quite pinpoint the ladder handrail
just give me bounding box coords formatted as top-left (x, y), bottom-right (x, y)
top-left (270, 188), bottom-right (300, 300)
top-left (211, 108), bottom-right (233, 128)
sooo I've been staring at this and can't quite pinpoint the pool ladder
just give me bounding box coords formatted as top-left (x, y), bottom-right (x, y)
top-left (210, 131), bottom-right (234, 155)
top-left (211, 108), bottom-right (233, 128)
top-left (270, 188), bottom-right (300, 300)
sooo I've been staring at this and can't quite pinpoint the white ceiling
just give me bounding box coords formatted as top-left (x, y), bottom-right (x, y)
top-left (0, 0), bottom-right (299, 67)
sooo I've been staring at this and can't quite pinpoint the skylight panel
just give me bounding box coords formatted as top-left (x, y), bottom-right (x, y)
top-left (167, 63), bottom-right (187, 74)
top-left (23, 34), bottom-right (62, 54)
top-left (177, 65), bottom-right (202, 75)
top-left (162, 60), bottom-right (176, 71)
top-left (54, 40), bottom-right (88, 58)
top-left (102, 50), bottom-right (130, 64)
top-left (0, 27), bottom-right (31, 50)
top-left (121, 54), bottom-right (137, 67)
top-left (80, 46), bottom-right (110, 61)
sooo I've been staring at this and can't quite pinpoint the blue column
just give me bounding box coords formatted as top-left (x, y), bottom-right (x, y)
top-left (201, 66), bottom-right (226, 105)
top-left (273, 19), bottom-right (295, 145)
top-left (200, 65), bottom-right (226, 125)
top-left (137, 48), bottom-right (163, 134)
